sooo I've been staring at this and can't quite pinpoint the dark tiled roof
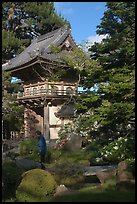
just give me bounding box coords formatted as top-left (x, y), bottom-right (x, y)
top-left (2, 25), bottom-right (76, 70)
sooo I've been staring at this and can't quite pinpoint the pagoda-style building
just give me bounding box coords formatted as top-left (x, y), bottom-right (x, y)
top-left (2, 25), bottom-right (79, 141)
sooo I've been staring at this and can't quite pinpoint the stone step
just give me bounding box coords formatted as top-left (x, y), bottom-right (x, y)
top-left (83, 165), bottom-right (117, 176)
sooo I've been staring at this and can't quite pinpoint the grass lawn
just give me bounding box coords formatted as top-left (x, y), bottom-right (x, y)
top-left (3, 179), bottom-right (135, 202)
top-left (48, 185), bottom-right (135, 202)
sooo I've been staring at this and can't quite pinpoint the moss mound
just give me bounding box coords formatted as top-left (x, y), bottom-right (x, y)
top-left (16, 169), bottom-right (57, 202)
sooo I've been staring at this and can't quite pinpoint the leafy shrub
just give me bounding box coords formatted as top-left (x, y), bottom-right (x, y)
top-left (2, 160), bottom-right (24, 199)
top-left (85, 140), bottom-right (101, 152)
top-left (89, 152), bottom-right (109, 166)
top-left (16, 169), bottom-right (57, 202)
top-left (45, 148), bottom-right (52, 163)
top-left (19, 138), bottom-right (39, 160)
top-left (100, 136), bottom-right (135, 164)
top-left (85, 142), bottom-right (108, 166)
top-left (50, 148), bottom-right (62, 162)
top-left (53, 138), bottom-right (69, 150)
top-left (51, 162), bottom-right (85, 187)
top-left (2, 160), bottom-right (23, 185)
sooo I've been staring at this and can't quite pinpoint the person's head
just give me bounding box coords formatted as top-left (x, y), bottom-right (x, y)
top-left (36, 130), bottom-right (42, 136)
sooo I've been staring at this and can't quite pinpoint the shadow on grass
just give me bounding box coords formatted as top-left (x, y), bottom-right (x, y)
top-left (48, 187), bottom-right (135, 202)
top-left (3, 180), bottom-right (135, 202)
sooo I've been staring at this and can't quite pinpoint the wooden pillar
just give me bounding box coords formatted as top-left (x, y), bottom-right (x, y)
top-left (43, 103), bottom-right (50, 141)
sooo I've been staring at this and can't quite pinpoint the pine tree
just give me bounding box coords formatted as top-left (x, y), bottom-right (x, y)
top-left (76, 2), bottom-right (135, 142)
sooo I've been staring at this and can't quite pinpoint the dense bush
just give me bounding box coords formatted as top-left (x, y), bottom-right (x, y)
top-left (53, 138), bottom-right (69, 150)
top-left (100, 136), bottom-right (135, 164)
top-left (16, 169), bottom-right (57, 202)
top-left (85, 140), bottom-right (101, 152)
top-left (84, 134), bottom-right (135, 166)
top-left (19, 138), bottom-right (52, 163)
top-left (85, 141), bottom-right (108, 166)
top-left (51, 162), bottom-right (85, 188)
top-left (2, 160), bottom-right (24, 199)
top-left (19, 138), bottom-right (39, 160)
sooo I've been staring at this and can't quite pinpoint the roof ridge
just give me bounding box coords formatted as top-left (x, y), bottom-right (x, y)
top-left (36, 24), bottom-right (70, 43)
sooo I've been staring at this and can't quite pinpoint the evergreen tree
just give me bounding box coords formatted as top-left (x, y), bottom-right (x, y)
top-left (76, 2), bottom-right (135, 142)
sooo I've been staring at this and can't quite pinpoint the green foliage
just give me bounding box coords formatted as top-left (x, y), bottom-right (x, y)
top-left (85, 140), bottom-right (101, 152)
top-left (2, 69), bottom-right (24, 134)
top-left (3, 103), bottom-right (24, 131)
top-left (61, 2), bottom-right (135, 149)
top-left (19, 138), bottom-right (39, 160)
top-left (45, 149), bottom-right (52, 163)
top-left (50, 186), bottom-right (135, 202)
top-left (52, 161), bottom-right (84, 187)
top-left (19, 138), bottom-right (52, 163)
top-left (16, 169), bottom-right (57, 202)
top-left (2, 2), bottom-right (69, 134)
top-left (49, 148), bottom-right (62, 162)
top-left (2, 160), bottom-right (24, 199)
top-left (48, 148), bottom-right (90, 167)
top-left (2, 160), bottom-right (23, 185)
top-left (63, 46), bottom-right (101, 87)
top-left (2, 2), bottom-right (68, 61)
top-left (100, 135), bottom-right (135, 164)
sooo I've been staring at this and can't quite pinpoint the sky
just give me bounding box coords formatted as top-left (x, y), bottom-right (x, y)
top-left (54, 2), bottom-right (107, 45)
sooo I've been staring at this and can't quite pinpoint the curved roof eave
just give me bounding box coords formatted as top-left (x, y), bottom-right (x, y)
top-left (2, 25), bottom-right (75, 71)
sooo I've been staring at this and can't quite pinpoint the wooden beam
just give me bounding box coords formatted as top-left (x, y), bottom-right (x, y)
top-left (43, 104), bottom-right (50, 141)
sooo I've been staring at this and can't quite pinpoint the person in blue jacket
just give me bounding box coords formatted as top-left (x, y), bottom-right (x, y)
top-left (36, 130), bottom-right (47, 169)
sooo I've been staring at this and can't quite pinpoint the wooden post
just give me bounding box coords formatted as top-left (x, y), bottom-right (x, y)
top-left (43, 103), bottom-right (50, 141)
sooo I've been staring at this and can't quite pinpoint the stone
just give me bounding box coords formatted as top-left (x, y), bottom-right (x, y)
top-left (54, 184), bottom-right (68, 195)
top-left (96, 169), bottom-right (116, 184)
top-left (64, 134), bottom-right (82, 151)
top-left (116, 161), bottom-right (133, 182)
top-left (54, 184), bottom-right (79, 196)
top-left (15, 158), bottom-right (41, 169)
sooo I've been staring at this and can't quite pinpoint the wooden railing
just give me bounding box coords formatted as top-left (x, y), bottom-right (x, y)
top-left (17, 84), bottom-right (78, 99)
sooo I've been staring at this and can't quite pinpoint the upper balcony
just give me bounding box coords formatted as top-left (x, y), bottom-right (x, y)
top-left (17, 81), bottom-right (78, 100)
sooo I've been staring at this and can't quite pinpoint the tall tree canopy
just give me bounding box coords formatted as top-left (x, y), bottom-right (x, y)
top-left (2, 2), bottom-right (68, 62)
top-left (75, 2), bottom-right (135, 142)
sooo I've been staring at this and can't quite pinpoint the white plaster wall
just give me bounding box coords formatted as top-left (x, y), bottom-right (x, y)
top-left (49, 106), bottom-right (74, 139)
top-left (50, 127), bottom-right (61, 140)
top-left (49, 106), bottom-right (62, 125)
top-left (49, 106), bottom-right (62, 139)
